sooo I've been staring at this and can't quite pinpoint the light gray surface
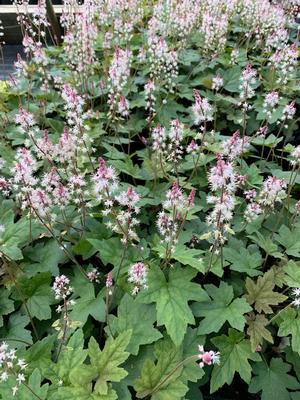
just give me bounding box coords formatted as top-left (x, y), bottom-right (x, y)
top-left (0, 44), bottom-right (23, 80)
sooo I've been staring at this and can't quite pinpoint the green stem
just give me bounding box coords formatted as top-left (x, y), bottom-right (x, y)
top-left (267, 303), bottom-right (291, 327)
top-left (145, 355), bottom-right (198, 398)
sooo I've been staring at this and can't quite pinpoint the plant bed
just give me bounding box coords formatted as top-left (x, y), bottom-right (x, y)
top-left (0, 1), bottom-right (299, 399)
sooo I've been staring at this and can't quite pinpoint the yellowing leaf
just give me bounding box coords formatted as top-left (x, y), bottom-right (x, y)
top-left (88, 330), bottom-right (131, 395)
top-left (245, 270), bottom-right (287, 314)
top-left (246, 313), bottom-right (273, 352)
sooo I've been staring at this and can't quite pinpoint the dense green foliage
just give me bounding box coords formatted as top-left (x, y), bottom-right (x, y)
top-left (0, 1), bottom-right (299, 399)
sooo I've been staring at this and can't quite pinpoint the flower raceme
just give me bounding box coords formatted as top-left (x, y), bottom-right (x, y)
top-left (151, 120), bottom-right (184, 167)
top-left (221, 129), bottom-right (250, 161)
top-left (206, 129), bottom-right (250, 246)
top-left (106, 271), bottom-right (113, 296)
top-left (239, 64), bottom-right (257, 111)
top-left (93, 162), bottom-right (141, 244)
top-left (147, 35), bottom-right (178, 95)
top-left (244, 176), bottom-right (287, 222)
top-left (263, 91), bottom-right (280, 120)
top-left (212, 74), bottom-right (223, 91)
top-left (52, 275), bottom-right (73, 301)
top-left (157, 182), bottom-right (196, 254)
top-left (15, 107), bottom-right (35, 131)
top-left (128, 262), bottom-right (148, 295)
top-left (208, 155), bottom-right (236, 193)
top-left (192, 90), bottom-right (213, 124)
top-left (107, 47), bottom-right (132, 119)
top-left (87, 269), bottom-right (101, 283)
top-left (92, 157), bottom-right (119, 204)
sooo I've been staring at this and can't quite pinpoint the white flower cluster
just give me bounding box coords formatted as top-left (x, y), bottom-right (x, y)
top-left (128, 262), bottom-right (148, 295)
top-left (0, 342), bottom-right (27, 396)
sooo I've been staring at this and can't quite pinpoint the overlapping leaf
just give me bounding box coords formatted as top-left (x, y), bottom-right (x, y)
top-left (278, 309), bottom-right (300, 354)
top-left (246, 313), bottom-right (273, 352)
top-left (108, 294), bottom-right (162, 355)
top-left (245, 269), bottom-right (287, 314)
top-left (193, 281), bottom-right (252, 334)
top-left (134, 338), bottom-right (188, 400)
top-left (210, 329), bottom-right (261, 393)
top-left (138, 266), bottom-right (207, 346)
top-left (249, 358), bottom-right (300, 400)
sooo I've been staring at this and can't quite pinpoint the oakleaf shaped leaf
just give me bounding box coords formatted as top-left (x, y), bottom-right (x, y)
top-left (193, 281), bottom-right (252, 334)
top-left (248, 232), bottom-right (284, 259)
top-left (138, 266), bottom-right (208, 346)
top-left (249, 358), bottom-right (300, 400)
top-left (24, 334), bottom-right (56, 374)
top-left (223, 238), bottom-right (262, 277)
top-left (245, 269), bottom-right (287, 314)
top-left (246, 313), bottom-right (273, 352)
top-left (210, 329), bottom-right (261, 393)
top-left (171, 245), bottom-right (205, 273)
top-left (278, 308), bottom-right (300, 354)
top-left (108, 294), bottom-right (162, 355)
top-left (56, 329), bottom-right (87, 384)
top-left (134, 338), bottom-right (188, 400)
top-left (88, 330), bottom-right (131, 395)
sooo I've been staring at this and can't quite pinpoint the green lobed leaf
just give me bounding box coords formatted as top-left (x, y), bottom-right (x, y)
top-left (275, 226), bottom-right (300, 258)
top-left (88, 330), bottom-right (132, 395)
top-left (223, 238), bottom-right (262, 277)
top-left (284, 261), bottom-right (300, 287)
top-left (138, 266), bottom-right (208, 346)
top-left (193, 281), bottom-right (252, 334)
top-left (24, 239), bottom-right (66, 276)
top-left (171, 245), bottom-right (205, 273)
top-left (245, 269), bottom-right (287, 314)
top-left (0, 200), bottom-right (44, 260)
top-left (246, 313), bottom-right (273, 352)
top-left (210, 329), bottom-right (261, 393)
top-left (134, 337), bottom-right (188, 400)
top-left (13, 272), bottom-right (54, 321)
top-left (108, 294), bottom-right (162, 355)
top-left (278, 309), bottom-right (300, 354)
top-left (15, 368), bottom-right (49, 400)
top-left (0, 312), bottom-right (32, 348)
top-left (249, 358), bottom-right (300, 400)
top-left (55, 329), bottom-right (88, 384)
top-left (50, 386), bottom-right (117, 400)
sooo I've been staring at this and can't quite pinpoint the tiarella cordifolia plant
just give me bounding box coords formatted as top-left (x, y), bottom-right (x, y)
top-left (0, 1), bottom-right (299, 399)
